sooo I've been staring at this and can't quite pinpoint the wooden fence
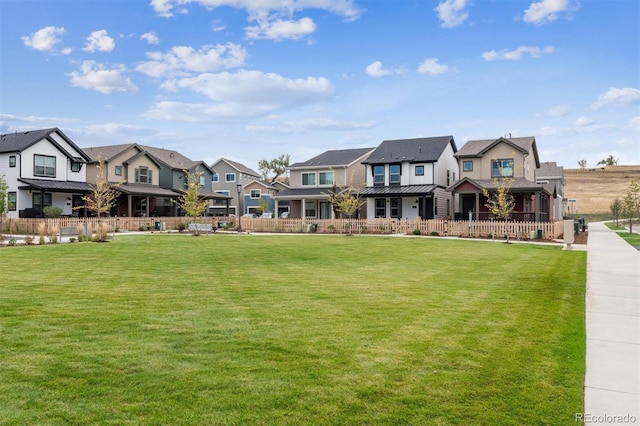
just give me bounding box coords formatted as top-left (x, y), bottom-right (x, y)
top-left (1, 216), bottom-right (565, 240)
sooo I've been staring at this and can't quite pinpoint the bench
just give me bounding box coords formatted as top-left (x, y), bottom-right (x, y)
top-left (188, 223), bottom-right (214, 233)
top-left (60, 226), bottom-right (79, 237)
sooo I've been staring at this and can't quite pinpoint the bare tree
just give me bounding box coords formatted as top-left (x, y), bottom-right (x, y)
top-left (578, 159), bottom-right (587, 169)
top-left (610, 198), bottom-right (622, 227)
top-left (258, 154), bottom-right (290, 183)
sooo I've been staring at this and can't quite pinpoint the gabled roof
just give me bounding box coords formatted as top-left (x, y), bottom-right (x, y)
top-left (140, 145), bottom-right (213, 173)
top-left (455, 136), bottom-right (540, 167)
top-left (362, 136), bottom-right (457, 164)
top-left (83, 143), bottom-right (140, 162)
top-left (123, 150), bottom-right (164, 169)
top-left (0, 128), bottom-right (91, 161)
top-left (211, 158), bottom-right (261, 177)
top-left (537, 161), bottom-right (564, 179)
top-left (289, 147), bottom-right (375, 169)
top-left (447, 176), bottom-right (551, 195)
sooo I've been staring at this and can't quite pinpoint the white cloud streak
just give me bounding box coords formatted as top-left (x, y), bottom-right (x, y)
top-left (523, 0), bottom-right (579, 25)
top-left (245, 16), bottom-right (316, 40)
top-left (417, 58), bottom-right (449, 75)
top-left (141, 32), bottom-right (160, 45)
top-left (482, 46), bottom-right (554, 61)
top-left (590, 87), bottom-right (640, 110)
top-left (67, 61), bottom-right (138, 94)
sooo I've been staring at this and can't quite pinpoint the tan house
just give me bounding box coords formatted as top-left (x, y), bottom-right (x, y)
top-left (448, 136), bottom-right (553, 222)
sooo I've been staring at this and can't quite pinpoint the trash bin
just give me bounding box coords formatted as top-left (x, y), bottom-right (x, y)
top-left (580, 217), bottom-right (586, 232)
top-left (530, 230), bottom-right (536, 240)
top-left (574, 220), bottom-right (580, 235)
top-left (160, 222), bottom-right (166, 231)
top-left (307, 223), bottom-right (318, 233)
top-left (154, 221), bottom-right (160, 230)
top-left (537, 229), bottom-right (543, 240)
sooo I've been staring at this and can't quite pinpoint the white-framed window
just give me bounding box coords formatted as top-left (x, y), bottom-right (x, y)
top-left (212, 173), bottom-right (219, 183)
top-left (135, 167), bottom-right (152, 184)
top-left (302, 172), bottom-right (316, 186)
top-left (225, 173), bottom-right (236, 183)
top-left (305, 200), bottom-right (316, 217)
top-left (250, 189), bottom-right (261, 198)
top-left (34, 155), bottom-right (56, 178)
top-left (319, 171), bottom-right (333, 185)
top-left (415, 165), bottom-right (424, 176)
top-left (463, 161), bottom-right (473, 172)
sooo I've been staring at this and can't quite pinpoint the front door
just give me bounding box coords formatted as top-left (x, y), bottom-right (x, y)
top-left (424, 196), bottom-right (434, 219)
top-left (319, 201), bottom-right (332, 219)
top-left (462, 195), bottom-right (475, 220)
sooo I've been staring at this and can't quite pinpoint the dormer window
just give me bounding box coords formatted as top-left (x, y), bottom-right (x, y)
top-left (135, 167), bottom-right (152, 184)
top-left (71, 159), bottom-right (83, 173)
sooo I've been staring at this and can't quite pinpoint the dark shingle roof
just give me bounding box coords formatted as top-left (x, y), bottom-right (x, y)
top-left (537, 161), bottom-right (564, 178)
top-left (362, 136), bottom-right (456, 164)
top-left (83, 144), bottom-right (138, 162)
top-left (1, 128), bottom-right (91, 161)
top-left (289, 147), bottom-right (375, 168)
top-left (213, 158), bottom-right (261, 177)
top-left (455, 136), bottom-right (535, 157)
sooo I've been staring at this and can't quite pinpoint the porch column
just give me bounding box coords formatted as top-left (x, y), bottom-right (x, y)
top-left (301, 198), bottom-right (306, 219)
top-left (128, 195), bottom-right (132, 217)
top-left (534, 191), bottom-right (540, 222)
top-left (274, 199), bottom-right (279, 217)
top-left (475, 193), bottom-right (480, 220)
top-left (146, 196), bottom-right (150, 217)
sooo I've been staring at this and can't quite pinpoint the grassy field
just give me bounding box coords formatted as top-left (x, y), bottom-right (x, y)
top-left (0, 234), bottom-right (586, 425)
top-left (564, 165), bottom-right (640, 214)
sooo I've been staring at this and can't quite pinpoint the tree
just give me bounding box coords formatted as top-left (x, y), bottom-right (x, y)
top-left (482, 175), bottom-right (515, 242)
top-left (323, 170), bottom-right (365, 235)
top-left (81, 156), bottom-right (122, 241)
top-left (0, 175), bottom-right (7, 235)
top-left (622, 179), bottom-right (640, 233)
top-left (597, 155), bottom-right (618, 167)
top-left (175, 169), bottom-right (209, 234)
top-left (578, 159), bottom-right (587, 169)
top-left (610, 198), bottom-right (623, 227)
top-left (258, 154), bottom-right (290, 183)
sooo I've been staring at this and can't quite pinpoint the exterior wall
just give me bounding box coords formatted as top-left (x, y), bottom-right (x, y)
top-left (243, 181), bottom-right (278, 215)
top-left (433, 143), bottom-right (459, 187)
top-left (211, 160), bottom-right (259, 213)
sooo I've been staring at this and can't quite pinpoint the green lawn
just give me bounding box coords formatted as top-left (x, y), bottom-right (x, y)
top-left (0, 235), bottom-right (586, 425)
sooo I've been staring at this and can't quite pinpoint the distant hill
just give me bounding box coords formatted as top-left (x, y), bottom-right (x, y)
top-left (564, 166), bottom-right (640, 214)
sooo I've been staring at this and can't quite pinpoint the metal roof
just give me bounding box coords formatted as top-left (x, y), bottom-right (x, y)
top-left (18, 178), bottom-right (92, 193)
top-left (360, 184), bottom-right (439, 197)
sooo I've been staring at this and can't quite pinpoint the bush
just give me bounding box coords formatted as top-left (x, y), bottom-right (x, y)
top-left (430, 231), bottom-right (440, 236)
top-left (8, 238), bottom-right (17, 246)
top-left (412, 229), bottom-right (421, 235)
top-left (43, 206), bottom-right (63, 218)
top-left (24, 235), bottom-right (34, 245)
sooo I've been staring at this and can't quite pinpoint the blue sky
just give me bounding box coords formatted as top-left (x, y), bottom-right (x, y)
top-left (1, 0), bottom-right (638, 171)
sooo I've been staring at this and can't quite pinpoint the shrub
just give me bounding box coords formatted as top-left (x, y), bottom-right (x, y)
top-left (327, 224), bottom-right (336, 233)
top-left (430, 231), bottom-right (440, 236)
top-left (412, 229), bottom-right (422, 235)
top-left (24, 235), bottom-right (34, 245)
top-left (43, 206), bottom-right (64, 218)
top-left (69, 237), bottom-right (77, 243)
top-left (8, 238), bottom-right (17, 246)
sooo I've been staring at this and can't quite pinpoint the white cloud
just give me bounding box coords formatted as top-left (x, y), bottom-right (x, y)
top-left (590, 87), bottom-right (640, 110)
top-left (523, 0), bottom-right (578, 25)
top-left (482, 46), bottom-right (554, 61)
top-left (21, 26), bottom-right (67, 53)
top-left (366, 61), bottom-right (392, 78)
top-left (546, 104), bottom-right (570, 117)
top-left (434, 0), bottom-right (470, 28)
top-left (629, 116), bottom-right (640, 130)
top-left (67, 61), bottom-right (138, 94)
top-left (136, 43), bottom-right (247, 78)
top-left (575, 116), bottom-right (594, 127)
top-left (141, 32), bottom-right (160, 45)
top-left (83, 30), bottom-right (115, 52)
top-left (417, 58), bottom-right (449, 75)
top-left (151, 0), bottom-right (363, 21)
top-left (245, 16), bottom-right (316, 40)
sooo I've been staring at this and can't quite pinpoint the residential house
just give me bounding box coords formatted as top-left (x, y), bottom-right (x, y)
top-left (360, 136), bottom-right (458, 220)
top-left (0, 128), bottom-right (92, 218)
top-left (274, 147), bottom-right (375, 219)
top-left (83, 144), bottom-right (177, 217)
top-left (242, 180), bottom-right (290, 217)
top-left (536, 161), bottom-right (565, 221)
top-left (448, 136), bottom-right (553, 222)
top-left (210, 158), bottom-right (261, 216)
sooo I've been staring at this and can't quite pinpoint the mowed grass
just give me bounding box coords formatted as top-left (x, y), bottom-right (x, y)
top-left (0, 235), bottom-right (586, 425)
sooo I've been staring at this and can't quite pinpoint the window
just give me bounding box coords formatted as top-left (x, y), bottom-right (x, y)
top-left (9, 155), bottom-right (16, 167)
top-left (389, 164), bottom-right (401, 185)
top-left (215, 190), bottom-right (230, 196)
top-left (199, 175), bottom-right (206, 186)
top-left (71, 160), bottom-right (82, 172)
top-left (135, 167), bottom-right (152, 184)
top-left (34, 155), bottom-right (56, 178)
top-left (302, 172), bottom-right (316, 186)
top-left (375, 198), bottom-right (386, 218)
top-left (115, 166), bottom-right (122, 176)
top-left (463, 161), bottom-right (473, 172)
top-left (415, 165), bottom-right (424, 176)
top-left (250, 189), bottom-right (261, 199)
top-left (492, 159), bottom-right (514, 177)
top-left (373, 165), bottom-right (385, 186)
top-left (390, 197), bottom-right (401, 218)
top-left (225, 173), bottom-right (236, 183)
top-left (319, 171), bottom-right (333, 185)
top-left (32, 193), bottom-right (52, 211)
top-left (8, 192), bottom-right (16, 211)
top-left (305, 200), bottom-right (316, 217)
top-left (447, 170), bottom-right (450, 186)
top-left (212, 173), bottom-right (219, 183)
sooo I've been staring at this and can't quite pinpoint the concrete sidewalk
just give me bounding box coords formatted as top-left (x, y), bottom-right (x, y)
top-left (584, 222), bottom-right (640, 425)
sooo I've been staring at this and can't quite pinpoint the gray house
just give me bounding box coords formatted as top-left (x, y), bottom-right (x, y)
top-left (536, 161), bottom-right (565, 221)
top-left (209, 158), bottom-right (261, 216)
top-left (360, 136), bottom-right (458, 220)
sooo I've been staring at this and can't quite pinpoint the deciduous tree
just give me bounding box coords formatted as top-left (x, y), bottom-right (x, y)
top-left (597, 155), bottom-right (618, 167)
top-left (258, 154), bottom-right (290, 183)
top-left (81, 156), bottom-right (121, 241)
top-left (483, 176), bottom-right (515, 242)
top-left (175, 169), bottom-right (209, 234)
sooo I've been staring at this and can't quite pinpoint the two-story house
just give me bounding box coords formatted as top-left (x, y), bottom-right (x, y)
top-left (448, 136), bottom-right (553, 222)
top-left (273, 147), bottom-right (375, 219)
top-left (360, 136), bottom-right (458, 220)
top-left (0, 128), bottom-right (92, 218)
top-left (83, 144), bottom-right (180, 217)
top-left (209, 158), bottom-right (263, 216)
top-left (243, 180), bottom-right (289, 217)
